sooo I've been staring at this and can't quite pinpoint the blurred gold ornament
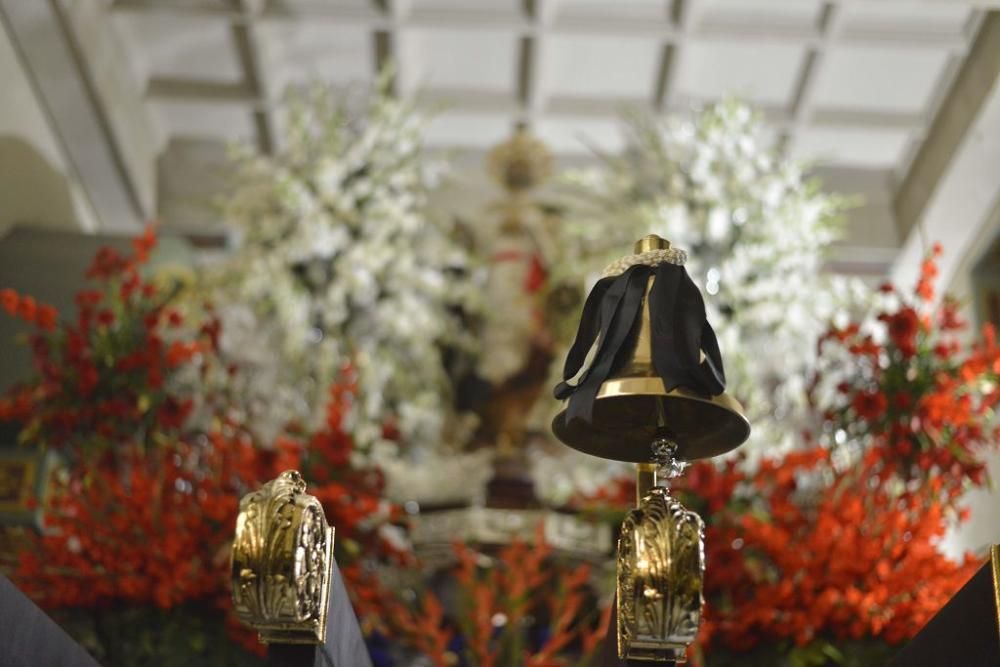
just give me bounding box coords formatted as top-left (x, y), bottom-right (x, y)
top-left (487, 124), bottom-right (554, 194)
top-left (150, 263), bottom-right (197, 295)
top-left (231, 470), bottom-right (334, 644)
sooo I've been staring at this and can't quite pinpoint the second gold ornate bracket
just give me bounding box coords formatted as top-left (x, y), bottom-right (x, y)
top-left (231, 470), bottom-right (335, 645)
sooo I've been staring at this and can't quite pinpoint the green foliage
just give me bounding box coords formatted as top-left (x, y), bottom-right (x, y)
top-left (704, 638), bottom-right (897, 667)
top-left (51, 603), bottom-right (263, 667)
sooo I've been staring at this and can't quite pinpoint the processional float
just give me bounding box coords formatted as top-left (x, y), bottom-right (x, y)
top-left (552, 234), bottom-right (750, 663)
top-left (218, 235), bottom-right (1000, 667)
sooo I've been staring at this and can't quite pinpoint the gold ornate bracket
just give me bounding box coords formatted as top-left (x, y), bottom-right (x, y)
top-left (231, 470), bottom-right (335, 644)
top-left (617, 486), bottom-right (705, 663)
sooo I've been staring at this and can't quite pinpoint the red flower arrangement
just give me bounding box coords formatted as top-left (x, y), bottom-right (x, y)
top-left (15, 430), bottom-right (291, 610)
top-left (815, 242), bottom-right (1000, 492)
top-left (689, 244), bottom-right (999, 662)
top-left (0, 226), bottom-right (220, 460)
top-left (281, 375), bottom-right (412, 626)
top-left (1, 226), bottom-right (400, 663)
top-left (378, 525), bottom-right (612, 667)
top-left (675, 451), bottom-right (981, 665)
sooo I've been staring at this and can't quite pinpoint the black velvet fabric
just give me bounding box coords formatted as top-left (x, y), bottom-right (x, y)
top-left (889, 560), bottom-right (999, 666)
top-left (554, 263), bottom-right (725, 424)
top-left (267, 558), bottom-right (372, 667)
top-left (0, 573), bottom-right (99, 667)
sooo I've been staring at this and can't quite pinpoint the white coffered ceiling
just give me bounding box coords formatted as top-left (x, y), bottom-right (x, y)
top-left (2, 0), bottom-right (999, 282)
top-left (106, 0), bottom-right (984, 174)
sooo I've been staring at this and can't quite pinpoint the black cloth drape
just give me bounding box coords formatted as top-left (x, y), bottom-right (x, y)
top-left (0, 574), bottom-right (99, 667)
top-left (554, 263), bottom-right (725, 424)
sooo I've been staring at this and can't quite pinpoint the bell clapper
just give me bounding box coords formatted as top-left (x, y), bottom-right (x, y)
top-left (634, 398), bottom-right (687, 506)
top-left (635, 435), bottom-right (688, 506)
top-left (652, 436), bottom-right (687, 481)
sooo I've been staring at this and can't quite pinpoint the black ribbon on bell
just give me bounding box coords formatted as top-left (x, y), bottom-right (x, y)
top-left (554, 261), bottom-right (726, 422)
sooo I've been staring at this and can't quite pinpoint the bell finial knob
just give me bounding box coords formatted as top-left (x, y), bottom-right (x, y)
top-left (634, 235), bottom-right (670, 253)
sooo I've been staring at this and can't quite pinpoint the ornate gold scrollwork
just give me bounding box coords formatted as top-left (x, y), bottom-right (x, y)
top-left (617, 486), bottom-right (705, 663)
top-left (231, 470), bottom-right (334, 644)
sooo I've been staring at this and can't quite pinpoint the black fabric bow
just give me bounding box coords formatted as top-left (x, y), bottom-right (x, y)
top-left (553, 263), bottom-right (725, 424)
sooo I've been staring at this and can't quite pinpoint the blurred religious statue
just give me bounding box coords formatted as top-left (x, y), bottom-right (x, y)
top-left (475, 124), bottom-right (558, 457)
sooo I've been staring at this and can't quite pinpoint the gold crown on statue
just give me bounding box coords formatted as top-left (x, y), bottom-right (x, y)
top-left (487, 124), bottom-right (554, 194)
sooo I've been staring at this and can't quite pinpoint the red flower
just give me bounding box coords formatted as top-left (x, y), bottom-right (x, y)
top-left (36, 305), bottom-right (57, 331)
top-left (119, 270), bottom-right (140, 300)
top-left (86, 246), bottom-right (124, 279)
top-left (96, 309), bottom-right (115, 327)
top-left (18, 295), bottom-right (37, 323)
top-left (938, 298), bottom-right (964, 330)
top-left (74, 290), bottom-right (102, 309)
top-left (852, 390), bottom-right (887, 421)
top-left (166, 341), bottom-right (201, 367)
top-left (157, 398), bottom-right (193, 429)
top-left (887, 307), bottom-right (920, 356)
top-left (915, 255), bottom-right (940, 302)
top-left (147, 366), bottom-right (163, 389)
top-left (1, 288), bottom-right (18, 315)
top-left (78, 363), bottom-right (99, 396)
top-left (893, 391), bottom-right (912, 410)
top-left (132, 224), bottom-right (158, 262)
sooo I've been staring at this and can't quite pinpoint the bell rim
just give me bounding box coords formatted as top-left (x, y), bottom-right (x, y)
top-left (551, 381), bottom-right (751, 462)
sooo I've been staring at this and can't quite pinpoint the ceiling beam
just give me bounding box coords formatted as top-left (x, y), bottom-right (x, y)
top-left (890, 60), bottom-right (1000, 304)
top-left (780, 3), bottom-right (845, 155)
top-left (809, 108), bottom-right (927, 131)
top-left (515, 0), bottom-right (534, 114)
top-left (111, 0), bottom-right (243, 19)
top-left (893, 12), bottom-right (1000, 242)
top-left (652, 0), bottom-right (688, 112)
top-left (517, 0), bottom-right (557, 126)
top-left (376, 0), bottom-right (409, 94)
top-left (516, 32), bottom-right (532, 110)
top-left (373, 30), bottom-right (393, 88)
top-left (143, 74), bottom-right (937, 135)
top-left (107, 0), bottom-right (971, 51)
top-left (147, 78), bottom-right (258, 103)
top-left (0, 0), bottom-right (146, 230)
top-left (233, 0), bottom-right (276, 154)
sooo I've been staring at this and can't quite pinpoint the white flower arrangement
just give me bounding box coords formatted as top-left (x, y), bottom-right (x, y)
top-left (207, 74), bottom-right (480, 457)
top-left (380, 448), bottom-right (495, 506)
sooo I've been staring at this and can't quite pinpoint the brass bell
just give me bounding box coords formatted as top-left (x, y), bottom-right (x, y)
top-left (552, 235), bottom-right (750, 463)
